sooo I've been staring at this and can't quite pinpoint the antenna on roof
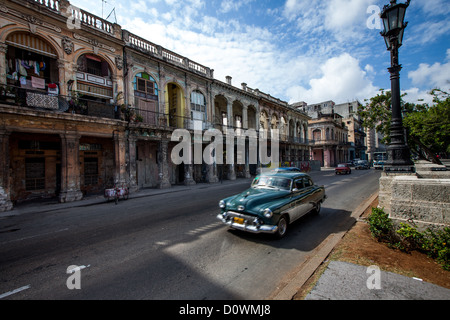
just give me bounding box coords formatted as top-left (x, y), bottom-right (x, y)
top-left (102, 0), bottom-right (107, 19)
top-left (106, 8), bottom-right (117, 24)
top-left (101, 0), bottom-right (117, 24)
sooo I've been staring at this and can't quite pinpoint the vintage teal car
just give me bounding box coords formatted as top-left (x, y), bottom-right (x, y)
top-left (217, 172), bottom-right (326, 238)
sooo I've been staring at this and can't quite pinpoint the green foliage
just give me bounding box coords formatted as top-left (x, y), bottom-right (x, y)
top-left (367, 207), bottom-right (450, 270)
top-left (422, 227), bottom-right (450, 271)
top-left (358, 89), bottom-right (392, 145)
top-left (367, 207), bottom-right (394, 242)
top-left (403, 89), bottom-right (450, 156)
top-left (396, 222), bottom-right (424, 252)
top-left (358, 88), bottom-right (450, 162)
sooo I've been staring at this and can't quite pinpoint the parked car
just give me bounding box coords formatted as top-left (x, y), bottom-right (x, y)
top-left (217, 172), bottom-right (326, 238)
top-left (335, 163), bottom-right (351, 174)
top-left (355, 160), bottom-right (369, 170)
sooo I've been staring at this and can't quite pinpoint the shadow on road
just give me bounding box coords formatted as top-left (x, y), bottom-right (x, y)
top-left (226, 207), bottom-right (355, 252)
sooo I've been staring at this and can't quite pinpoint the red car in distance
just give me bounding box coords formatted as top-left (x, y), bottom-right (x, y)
top-left (335, 163), bottom-right (351, 175)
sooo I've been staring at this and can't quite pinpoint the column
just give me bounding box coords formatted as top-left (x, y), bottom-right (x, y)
top-left (244, 140), bottom-right (251, 178)
top-left (128, 135), bottom-right (138, 192)
top-left (57, 59), bottom-right (67, 97)
top-left (226, 99), bottom-right (236, 180)
top-left (0, 130), bottom-right (13, 212)
top-left (243, 105), bottom-right (248, 129)
top-left (323, 147), bottom-right (331, 168)
top-left (114, 131), bottom-right (127, 185)
top-left (206, 164), bottom-right (219, 183)
top-left (157, 140), bottom-right (171, 189)
top-left (184, 139), bottom-right (196, 186)
top-left (59, 133), bottom-right (83, 203)
top-left (0, 43), bottom-right (8, 86)
top-left (184, 164), bottom-right (196, 185)
top-left (226, 100), bottom-right (233, 128)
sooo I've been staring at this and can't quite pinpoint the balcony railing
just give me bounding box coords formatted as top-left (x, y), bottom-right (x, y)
top-left (0, 85), bottom-right (120, 120)
top-left (128, 107), bottom-right (311, 145)
top-left (30, 0), bottom-right (60, 11)
top-left (124, 31), bottom-right (213, 78)
top-left (310, 139), bottom-right (351, 146)
top-left (27, 0), bottom-right (115, 35)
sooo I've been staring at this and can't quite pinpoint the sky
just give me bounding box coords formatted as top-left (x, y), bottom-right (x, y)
top-left (69, 0), bottom-right (450, 106)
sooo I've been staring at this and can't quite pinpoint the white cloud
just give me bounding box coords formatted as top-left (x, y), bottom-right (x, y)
top-left (408, 20), bottom-right (450, 45)
top-left (415, 0), bottom-right (450, 16)
top-left (220, 0), bottom-right (242, 13)
top-left (402, 88), bottom-right (434, 105)
top-left (324, 0), bottom-right (372, 34)
top-left (408, 56), bottom-right (450, 90)
top-left (286, 53), bottom-right (378, 104)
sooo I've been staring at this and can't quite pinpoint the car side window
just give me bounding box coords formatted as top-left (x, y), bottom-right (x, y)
top-left (303, 178), bottom-right (312, 187)
top-left (294, 179), bottom-right (303, 190)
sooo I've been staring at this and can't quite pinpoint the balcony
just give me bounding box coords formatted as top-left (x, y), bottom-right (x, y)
top-left (0, 85), bottom-right (120, 120)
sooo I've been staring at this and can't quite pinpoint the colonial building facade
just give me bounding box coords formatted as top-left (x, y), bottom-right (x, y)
top-left (0, 0), bottom-right (311, 211)
top-left (298, 100), bottom-right (352, 167)
top-left (0, 0), bottom-right (126, 211)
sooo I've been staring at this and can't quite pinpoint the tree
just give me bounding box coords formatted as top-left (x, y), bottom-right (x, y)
top-left (358, 89), bottom-right (392, 145)
top-left (358, 89), bottom-right (449, 164)
top-left (403, 89), bottom-right (450, 163)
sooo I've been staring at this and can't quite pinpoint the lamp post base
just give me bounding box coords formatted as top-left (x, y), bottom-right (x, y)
top-left (384, 144), bottom-right (415, 173)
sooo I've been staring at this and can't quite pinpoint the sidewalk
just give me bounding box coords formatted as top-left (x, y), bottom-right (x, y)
top-left (305, 260), bottom-right (450, 300)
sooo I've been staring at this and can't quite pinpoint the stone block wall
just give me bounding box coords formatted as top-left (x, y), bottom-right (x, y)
top-left (379, 170), bottom-right (450, 229)
top-left (390, 176), bottom-right (450, 228)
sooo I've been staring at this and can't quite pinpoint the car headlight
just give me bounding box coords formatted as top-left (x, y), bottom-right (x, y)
top-left (219, 200), bottom-right (226, 209)
top-left (263, 208), bottom-right (273, 218)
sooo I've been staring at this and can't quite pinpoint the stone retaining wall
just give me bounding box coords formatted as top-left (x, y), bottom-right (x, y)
top-left (379, 160), bottom-right (450, 229)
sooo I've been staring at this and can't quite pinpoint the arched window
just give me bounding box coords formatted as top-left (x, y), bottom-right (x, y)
top-left (191, 90), bottom-right (205, 112)
top-left (76, 54), bottom-right (113, 100)
top-left (190, 90), bottom-right (206, 130)
top-left (133, 73), bottom-right (158, 100)
top-left (313, 129), bottom-right (321, 141)
top-left (133, 73), bottom-right (158, 125)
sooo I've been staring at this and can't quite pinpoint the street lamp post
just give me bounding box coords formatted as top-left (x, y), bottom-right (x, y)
top-left (380, 0), bottom-right (415, 172)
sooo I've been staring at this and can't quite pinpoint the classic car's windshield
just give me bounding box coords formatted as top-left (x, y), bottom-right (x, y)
top-left (252, 176), bottom-right (292, 190)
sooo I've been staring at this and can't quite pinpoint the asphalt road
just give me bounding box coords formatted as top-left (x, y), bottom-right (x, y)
top-left (0, 168), bottom-right (381, 300)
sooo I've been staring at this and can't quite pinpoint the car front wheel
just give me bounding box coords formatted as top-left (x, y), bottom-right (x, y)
top-left (275, 216), bottom-right (288, 239)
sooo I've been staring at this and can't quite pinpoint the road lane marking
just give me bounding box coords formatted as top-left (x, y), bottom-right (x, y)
top-left (0, 285), bottom-right (31, 299)
top-left (187, 221), bottom-right (222, 235)
top-left (67, 265), bottom-right (90, 273)
top-left (1, 228), bottom-right (69, 245)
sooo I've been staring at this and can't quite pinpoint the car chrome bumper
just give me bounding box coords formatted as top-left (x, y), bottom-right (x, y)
top-left (216, 213), bottom-right (278, 234)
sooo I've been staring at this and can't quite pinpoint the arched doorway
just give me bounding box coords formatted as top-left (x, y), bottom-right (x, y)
top-left (165, 83), bottom-right (185, 128)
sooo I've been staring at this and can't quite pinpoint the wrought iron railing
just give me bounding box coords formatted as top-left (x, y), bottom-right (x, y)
top-left (0, 85), bottom-right (120, 120)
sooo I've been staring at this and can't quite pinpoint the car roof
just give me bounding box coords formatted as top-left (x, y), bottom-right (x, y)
top-left (258, 171), bottom-right (311, 179)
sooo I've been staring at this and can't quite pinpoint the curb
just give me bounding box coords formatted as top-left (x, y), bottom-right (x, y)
top-left (270, 191), bottom-right (379, 300)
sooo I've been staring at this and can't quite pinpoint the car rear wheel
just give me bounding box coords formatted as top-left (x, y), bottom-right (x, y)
top-left (313, 202), bottom-right (321, 215)
top-left (275, 216), bottom-right (288, 239)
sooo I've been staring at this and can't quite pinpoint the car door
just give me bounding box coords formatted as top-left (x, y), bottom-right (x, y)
top-left (301, 177), bottom-right (316, 215)
top-left (289, 178), bottom-right (309, 222)
top-left (285, 179), bottom-right (301, 221)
